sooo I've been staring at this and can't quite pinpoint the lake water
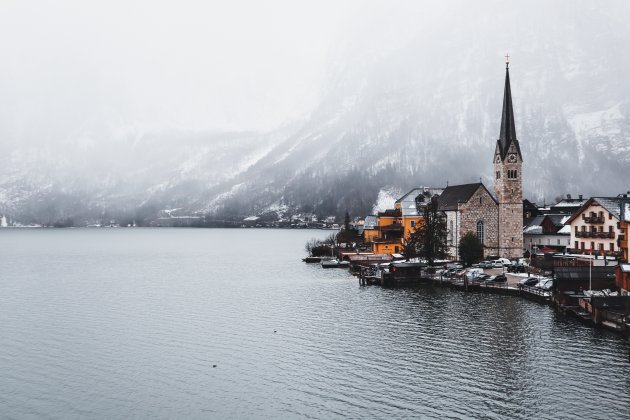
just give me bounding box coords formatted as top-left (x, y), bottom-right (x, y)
top-left (1, 228), bottom-right (629, 419)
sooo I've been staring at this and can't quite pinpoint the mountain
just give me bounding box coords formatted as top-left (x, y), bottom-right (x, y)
top-left (2, 1), bottom-right (630, 225)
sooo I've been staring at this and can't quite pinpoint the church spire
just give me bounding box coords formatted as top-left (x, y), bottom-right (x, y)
top-left (498, 55), bottom-right (517, 159)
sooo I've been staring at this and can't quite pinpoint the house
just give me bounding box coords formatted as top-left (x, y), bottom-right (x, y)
top-left (394, 187), bottom-right (443, 239)
top-left (523, 199), bottom-right (541, 225)
top-left (565, 197), bottom-right (627, 256)
top-left (523, 214), bottom-right (571, 254)
top-left (372, 208), bottom-right (404, 255)
top-left (548, 194), bottom-right (587, 215)
top-left (616, 196), bottom-right (630, 295)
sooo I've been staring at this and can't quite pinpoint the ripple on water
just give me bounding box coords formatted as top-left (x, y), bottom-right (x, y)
top-left (0, 228), bottom-right (629, 419)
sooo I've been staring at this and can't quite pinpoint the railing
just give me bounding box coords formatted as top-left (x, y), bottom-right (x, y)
top-left (575, 231), bottom-right (615, 239)
top-left (520, 285), bottom-right (552, 297)
top-left (584, 216), bottom-right (604, 224)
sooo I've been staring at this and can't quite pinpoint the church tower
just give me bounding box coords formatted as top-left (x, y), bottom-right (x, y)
top-left (493, 56), bottom-right (523, 258)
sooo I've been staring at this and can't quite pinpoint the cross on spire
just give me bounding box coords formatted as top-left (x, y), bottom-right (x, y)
top-left (505, 53), bottom-right (510, 69)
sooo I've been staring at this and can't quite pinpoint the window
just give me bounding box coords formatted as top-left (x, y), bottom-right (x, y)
top-left (599, 243), bottom-right (604, 251)
top-left (581, 226), bottom-right (586, 232)
top-left (410, 220), bottom-right (415, 228)
top-left (581, 242), bottom-right (585, 250)
top-left (507, 169), bottom-right (518, 179)
top-left (609, 225), bottom-right (613, 233)
top-left (496, 171), bottom-right (500, 179)
top-left (477, 221), bottom-right (485, 245)
top-left (610, 243), bottom-right (614, 252)
top-left (590, 241), bottom-right (595, 251)
top-left (575, 241), bottom-right (579, 249)
top-left (480, 197), bottom-right (483, 204)
top-left (574, 226), bottom-right (578, 235)
top-left (394, 246), bottom-right (399, 253)
top-left (557, 239), bottom-right (560, 245)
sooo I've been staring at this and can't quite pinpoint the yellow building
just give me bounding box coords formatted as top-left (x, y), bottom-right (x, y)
top-left (367, 187), bottom-right (443, 256)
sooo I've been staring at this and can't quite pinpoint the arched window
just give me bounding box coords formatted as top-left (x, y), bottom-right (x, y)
top-left (476, 221), bottom-right (485, 245)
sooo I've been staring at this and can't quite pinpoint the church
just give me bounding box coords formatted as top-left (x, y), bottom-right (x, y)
top-left (438, 59), bottom-right (524, 259)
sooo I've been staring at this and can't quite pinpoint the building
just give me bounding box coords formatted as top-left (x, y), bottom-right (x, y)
top-left (437, 183), bottom-right (499, 258)
top-left (548, 194), bottom-right (587, 215)
top-left (437, 60), bottom-right (524, 259)
top-left (492, 59), bottom-right (524, 259)
top-left (371, 208), bottom-right (404, 255)
top-left (395, 187), bottom-right (444, 239)
top-left (565, 197), bottom-right (627, 256)
top-left (367, 187), bottom-right (442, 256)
top-left (523, 214), bottom-right (571, 254)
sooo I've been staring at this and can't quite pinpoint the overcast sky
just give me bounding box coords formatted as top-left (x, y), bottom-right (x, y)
top-left (0, 0), bottom-right (360, 137)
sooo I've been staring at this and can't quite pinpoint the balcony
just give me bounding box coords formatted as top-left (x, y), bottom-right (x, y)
top-left (583, 215), bottom-right (604, 224)
top-left (575, 231), bottom-right (615, 239)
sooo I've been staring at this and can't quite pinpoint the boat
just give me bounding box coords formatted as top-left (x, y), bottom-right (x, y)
top-left (303, 256), bottom-right (322, 263)
top-left (321, 259), bottom-right (349, 268)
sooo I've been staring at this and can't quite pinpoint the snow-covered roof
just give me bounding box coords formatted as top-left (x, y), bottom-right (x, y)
top-left (557, 225), bottom-right (571, 234)
top-left (623, 202), bottom-right (630, 222)
top-left (620, 264), bottom-right (630, 273)
top-left (396, 187), bottom-right (444, 216)
top-left (364, 215), bottom-right (378, 229)
top-left (523, 225), bottom-right (542, 234)
top-left (243, 216), bottom-right (259, 221)
top-left (552, 200), bottom-right (587, 207)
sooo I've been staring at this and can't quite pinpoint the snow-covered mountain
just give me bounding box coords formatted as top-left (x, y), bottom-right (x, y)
top-left (2, 1), bottom-right (630, 224)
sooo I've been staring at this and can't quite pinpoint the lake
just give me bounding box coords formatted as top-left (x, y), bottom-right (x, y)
top-left (1, 228), bottom-right (629, 419)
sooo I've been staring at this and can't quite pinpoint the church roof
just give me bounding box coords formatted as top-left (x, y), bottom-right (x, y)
top-left (436, 183), bottom-right (497, 211)
top-left (496, 65), bottom-right (522, 160)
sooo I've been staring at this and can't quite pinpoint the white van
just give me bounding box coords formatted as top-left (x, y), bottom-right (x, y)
top-left (498, 258), bottom-right (512, 266)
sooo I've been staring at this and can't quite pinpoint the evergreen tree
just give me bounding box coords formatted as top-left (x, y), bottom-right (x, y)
top-left (459, 231), bottom-right (484, 266)
top-left (410, 197), bottom-right (447, 265)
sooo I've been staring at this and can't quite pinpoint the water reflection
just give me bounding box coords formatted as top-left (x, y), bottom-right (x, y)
top-left (0, 228), bottom-right (628, 419)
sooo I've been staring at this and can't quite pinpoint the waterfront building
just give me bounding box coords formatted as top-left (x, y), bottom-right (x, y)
top-left (565, 196), bottom-right (627, 256)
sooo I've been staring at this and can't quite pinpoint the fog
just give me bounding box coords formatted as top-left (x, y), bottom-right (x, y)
top-left (0, 0), bottom-right (348, 137)
top-left (1, 0), bottom-right (630, 223)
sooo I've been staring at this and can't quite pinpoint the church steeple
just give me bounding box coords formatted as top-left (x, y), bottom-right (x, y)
top-left (497, 56), bottom-right (522, 161)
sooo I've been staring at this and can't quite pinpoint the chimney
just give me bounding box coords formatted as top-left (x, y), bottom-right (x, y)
top-left (567, 194), bottom-right (572, 200)
top-left (579, 194), bottom-right (583, 200)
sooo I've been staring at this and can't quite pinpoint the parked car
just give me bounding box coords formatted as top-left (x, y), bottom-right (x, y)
top-left (497, 258), bottom-right (513, 267)
top-left (492, 260), bottom-right (504, 268)
top-left (466, 268), bottom-right (484, 279)
top-left (508, 264), bottom-right (527, 273)
top-left (536, 278), bottom-right (554, 290)
top-left (478, 261), bottom-right (493, 269)
top-left (518, 277), bottom-right (539, 287)
top-left (487, 274), bottom-right (507, 283)
top-left (445, 262), bottom-right (464, 270)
